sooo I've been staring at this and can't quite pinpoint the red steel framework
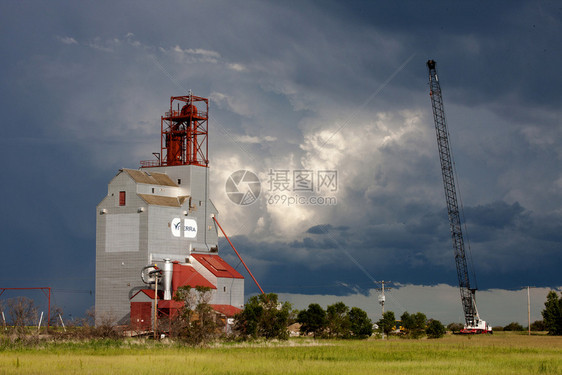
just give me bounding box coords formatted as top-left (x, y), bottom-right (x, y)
top-left (141, 94), bottom-right (209, 168)
top-left (0, 287), bottom-right (51, 330)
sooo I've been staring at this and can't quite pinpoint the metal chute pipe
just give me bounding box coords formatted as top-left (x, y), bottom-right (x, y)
top-left (212, 216), bottom-right (265, 295)
top-left (162, 258), bottom-right (173, 300)
top-left (141, 265), bottom-right (160, 285)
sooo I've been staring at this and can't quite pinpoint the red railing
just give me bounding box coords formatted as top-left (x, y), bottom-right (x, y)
top-left (140, 160), bottom-right (161, 168)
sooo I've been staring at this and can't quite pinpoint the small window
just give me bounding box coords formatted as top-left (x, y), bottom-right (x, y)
top-left (152, 188), bottom-right (155, 193)
top-left (119, 191), bottom-right (126, 206)
top-left (223, 286), bottom-right (227, 292)
top-left (177, 179), bottom-right (181, 185)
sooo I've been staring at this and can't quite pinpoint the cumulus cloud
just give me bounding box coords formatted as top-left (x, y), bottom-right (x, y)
top-left (57, 36), bottom-right (78, 45)
top-left (170, 46), bottom-right (221, 63)
top-left (235, 135), bottom-right (277, 143)
top-left (227, 63), bottom-right (247, 72)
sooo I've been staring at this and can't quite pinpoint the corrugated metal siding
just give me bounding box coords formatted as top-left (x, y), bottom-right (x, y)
top-left (105, 214), bottom-right (140, 252)
top-left (96, 165), bottom-right (242, 325)
top-left (214, 278), bottom-right (244, 308)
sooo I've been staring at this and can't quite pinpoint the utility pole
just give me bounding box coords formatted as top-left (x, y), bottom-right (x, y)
top-left (376, 281), bottom-right (392, 340)
top-left (152, 271), bottom-right (162, 340)
top-left (376, 280), bottom-right (394, 317)
top-left (154, 276), bottom-right (158, 339)
top-left (527, 286), bottom-right (531, 336)
top-left (378, 281), bottom-right (387, 315)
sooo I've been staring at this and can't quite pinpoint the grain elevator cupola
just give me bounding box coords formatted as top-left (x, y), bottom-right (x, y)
top-left (141, 94), bottom-right (209, 168)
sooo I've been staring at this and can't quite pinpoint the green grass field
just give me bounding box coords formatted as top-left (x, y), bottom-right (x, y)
top-left (0, 333), bottom-right (560, 374)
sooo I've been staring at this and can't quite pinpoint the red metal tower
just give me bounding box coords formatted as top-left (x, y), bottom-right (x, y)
top-left (141, 94), bottom-right (209, 168)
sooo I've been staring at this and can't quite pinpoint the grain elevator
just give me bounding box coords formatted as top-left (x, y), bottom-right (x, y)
top-left (95, 94), bottom-right (244, 327)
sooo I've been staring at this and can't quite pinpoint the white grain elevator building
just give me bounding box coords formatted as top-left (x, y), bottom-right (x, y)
top-left (95, 95), bottom-right (244, 325)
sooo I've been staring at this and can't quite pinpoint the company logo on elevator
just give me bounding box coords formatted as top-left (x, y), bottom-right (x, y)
top-left (171, 218), bottom-right (197, 238)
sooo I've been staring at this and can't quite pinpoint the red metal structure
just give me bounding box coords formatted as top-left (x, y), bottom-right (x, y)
top-left (141, 94), bottom-right (209, 168)
top-left (0, 287), bottom-right (51, 330)
top-left (212, 216), bottom-right (265, 295)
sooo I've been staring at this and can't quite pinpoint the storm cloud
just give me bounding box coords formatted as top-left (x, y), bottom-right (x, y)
top-left (1, 0), bottom-right (561, 323)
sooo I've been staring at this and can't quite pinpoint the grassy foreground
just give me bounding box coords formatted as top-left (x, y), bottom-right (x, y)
top-left (0, 333), bottom-right (560, 374)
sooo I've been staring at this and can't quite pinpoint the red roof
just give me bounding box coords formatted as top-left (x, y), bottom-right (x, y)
top-left (191, 254), bottom-right (244, 279)
top-left (131, 289), bottom-right (158, 300)
top-left (158, 299), bottom-right (184, 309)
top-left (210, 304), bottom-right (242, 317)
top-left (172, 263), bottom-right (217, 290)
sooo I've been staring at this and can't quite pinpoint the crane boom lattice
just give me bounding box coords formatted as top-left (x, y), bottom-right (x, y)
top-left (426, 60), bottom-right (490, 333)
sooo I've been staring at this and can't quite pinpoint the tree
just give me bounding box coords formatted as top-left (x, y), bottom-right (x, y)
top-left (447, 322), bottom-right (464, 333)
top-left (401, 311), bottom-right (427, 339)
top-left (48, 305), bottom-right (65, 329)
top-left (541, 290), bottom-right (562, 335)
top-left (234, 293), bottom-right (292, 340)
top-left (6, 297), bottom-right (37, 335)
top-left (530, 320), bottom-right (546, 331)
top-left (326, 302), bottom-right (351, 338)
top-left (297, 303), bottom-right (327, 337)
top-left (426, 319), bottom-right (446, 339)
top-left (348, 307), bottom-right (372, 339)
top-left (503, 322), bottom-right (524, 331)
top-left (377, 311), bottom-right (396, 336)
top-left (173, 286), bottom-right (219, 345)
top-left (91, 311), bottom-right (122, 339)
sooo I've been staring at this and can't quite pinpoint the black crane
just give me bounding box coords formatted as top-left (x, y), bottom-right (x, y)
top-left (426, 59), bottom-right (491, 333)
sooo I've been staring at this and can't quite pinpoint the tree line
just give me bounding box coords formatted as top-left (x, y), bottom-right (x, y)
top-left (2, 289), bottom-right (560, 346)
top-left (236, 294), bottom-right (446, 340)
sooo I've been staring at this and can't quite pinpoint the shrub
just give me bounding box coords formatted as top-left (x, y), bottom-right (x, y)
top-left (172, 286), bottom-right (219, 345)
top-left (6, 297), bottom-right (38, 335)
top-left (530, 320), bottom-right (546, 331)
top-left (400, 312), bottom-right (427, 339)
top-left (503, 322), bottom-right (524, 331)
top-left (234, 293), bottom-right (292, 340)
top-left (447, 322), bottom-right (464, 333)
top-left (426, 320), bottom-right (446, 339)
top-left (92, 313), bottom-right (124, 339)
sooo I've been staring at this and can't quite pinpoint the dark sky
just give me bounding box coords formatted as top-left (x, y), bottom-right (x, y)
top-left (1, 1), bottom-right (560, 324)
